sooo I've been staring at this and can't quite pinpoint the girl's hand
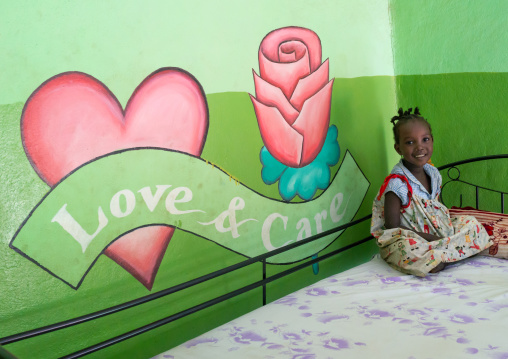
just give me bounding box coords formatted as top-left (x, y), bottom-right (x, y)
top-left (417, 233), bottom-right (441, 242)
top-left (384, 192), bottom-right (442, 242)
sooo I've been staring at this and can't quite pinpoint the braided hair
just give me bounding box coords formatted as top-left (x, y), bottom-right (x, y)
top-left (391, 107), bottom-right (432, 144)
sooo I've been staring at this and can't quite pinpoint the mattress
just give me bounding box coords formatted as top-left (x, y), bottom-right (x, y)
top-left (154, 255), bottom-right (508, 359)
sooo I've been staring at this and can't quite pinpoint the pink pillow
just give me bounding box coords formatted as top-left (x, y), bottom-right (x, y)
top-left (449, 207), bottom-right (508, 259)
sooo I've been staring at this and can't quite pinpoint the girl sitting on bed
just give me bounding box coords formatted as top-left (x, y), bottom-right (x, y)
top-left (371, 107), bottom-right (492, 276)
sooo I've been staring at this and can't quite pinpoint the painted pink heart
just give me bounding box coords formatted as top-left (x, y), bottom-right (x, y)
top-left (21, 68), bottom-right (209, 290)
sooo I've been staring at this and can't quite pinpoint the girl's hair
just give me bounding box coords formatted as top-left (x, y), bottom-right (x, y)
top-left (391, 107), bottom-right (432, 143)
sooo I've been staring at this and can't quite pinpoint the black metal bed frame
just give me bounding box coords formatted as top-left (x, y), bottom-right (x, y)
top-left (2, 154), bottom-right (507, 358)
top-left (0, 215), bottom-right (374, 359)
top-left (439, 154), bottom-right (508, 211)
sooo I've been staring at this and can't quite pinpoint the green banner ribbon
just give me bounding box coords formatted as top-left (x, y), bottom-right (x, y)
top-left (10, 149), bottom-right (368, 288)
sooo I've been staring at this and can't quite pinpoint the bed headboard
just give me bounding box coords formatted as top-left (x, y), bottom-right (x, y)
top-left (438, 154), bottom-right (508, 212)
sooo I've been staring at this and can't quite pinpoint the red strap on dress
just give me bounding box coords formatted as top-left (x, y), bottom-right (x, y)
top-left (376, 174), bottom-right (413, 208)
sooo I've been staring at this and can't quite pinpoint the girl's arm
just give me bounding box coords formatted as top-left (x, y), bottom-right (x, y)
top-left (384, 191), bottom-right (441, 242)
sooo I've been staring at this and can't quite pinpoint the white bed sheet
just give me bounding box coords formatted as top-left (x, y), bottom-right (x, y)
top-left (154, 255), bottom-right (508, 359)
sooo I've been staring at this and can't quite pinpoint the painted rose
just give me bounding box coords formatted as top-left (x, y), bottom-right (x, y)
top-left (250, 26), bottom-right (334, 168)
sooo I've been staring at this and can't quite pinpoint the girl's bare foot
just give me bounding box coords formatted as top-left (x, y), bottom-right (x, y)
top-left (430, 262), bottom-right (446, 273)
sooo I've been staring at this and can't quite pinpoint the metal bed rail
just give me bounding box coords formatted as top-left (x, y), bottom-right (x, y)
top-left (0, 214), bottom-right (374, 358)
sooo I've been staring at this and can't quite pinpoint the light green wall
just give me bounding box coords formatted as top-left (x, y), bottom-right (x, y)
top-left (0, 0), bottom-right (393, 106)
top-left (0, 1), bottom-right (395, 358)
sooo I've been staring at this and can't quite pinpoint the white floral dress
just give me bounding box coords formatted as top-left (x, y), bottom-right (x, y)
top-left (371, 174), bottom-right (492, 276)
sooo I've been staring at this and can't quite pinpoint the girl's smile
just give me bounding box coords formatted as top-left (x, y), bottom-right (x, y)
top-left (394, 119), bottom-right (433, 169)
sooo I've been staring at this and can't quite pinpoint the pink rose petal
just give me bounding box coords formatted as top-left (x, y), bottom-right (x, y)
top-left (290, 59), bottom-right (330, 112)
top-left (259, 27), bottom-right (321, 98)
top-left (279, 40), bottom-right (307, 62)
top-left (259, 26), bottom-right (322, 71)
top-left (250, 95), bottom-right (303, 167)
top-left (253, 71), bottom-right (299, 125)
top-left (293, 79), bottom-right (334, 166)
top-left (259, 51), bottom-right (310, 99)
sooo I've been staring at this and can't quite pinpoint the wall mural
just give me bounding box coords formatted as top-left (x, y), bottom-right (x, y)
top-left (18, 69), bottom-right (208, 290)
top-left (9, 26), bottom-right (369, 291)
top-left (251, 27), bottom-right (337, 201)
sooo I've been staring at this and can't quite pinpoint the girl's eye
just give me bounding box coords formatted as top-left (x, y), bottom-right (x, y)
top-left (423, 137), bottom-right (430, 142)
top-left (406, 141), bottom-right (413, 145)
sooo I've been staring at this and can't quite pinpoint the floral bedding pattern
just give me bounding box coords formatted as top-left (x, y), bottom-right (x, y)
top-left (154, 255), bottom-right (508, 359)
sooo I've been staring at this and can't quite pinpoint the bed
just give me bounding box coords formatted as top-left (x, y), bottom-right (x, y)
top-left (1, 155), bottom-right (508, 358)
top-left (155, 254), bottom-right (508, 359)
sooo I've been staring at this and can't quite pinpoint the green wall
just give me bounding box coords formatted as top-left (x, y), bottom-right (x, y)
top-left (11, 0), bottom-right (508, 357)
top-left (390, 0), bottom-right (508, 75)
top-left (0, 1), bottom-right (394, 358)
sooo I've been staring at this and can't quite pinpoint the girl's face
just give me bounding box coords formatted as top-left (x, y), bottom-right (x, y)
top-left (394, 119), bottom-right (433, 169)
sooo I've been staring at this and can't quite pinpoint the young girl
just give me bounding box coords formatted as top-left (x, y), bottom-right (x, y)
top-left (371, 108), bottom-right (492, 276)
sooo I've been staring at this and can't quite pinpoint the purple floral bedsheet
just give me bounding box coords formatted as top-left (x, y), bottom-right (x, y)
top-left (154, 255), bottom-right (508, 359)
